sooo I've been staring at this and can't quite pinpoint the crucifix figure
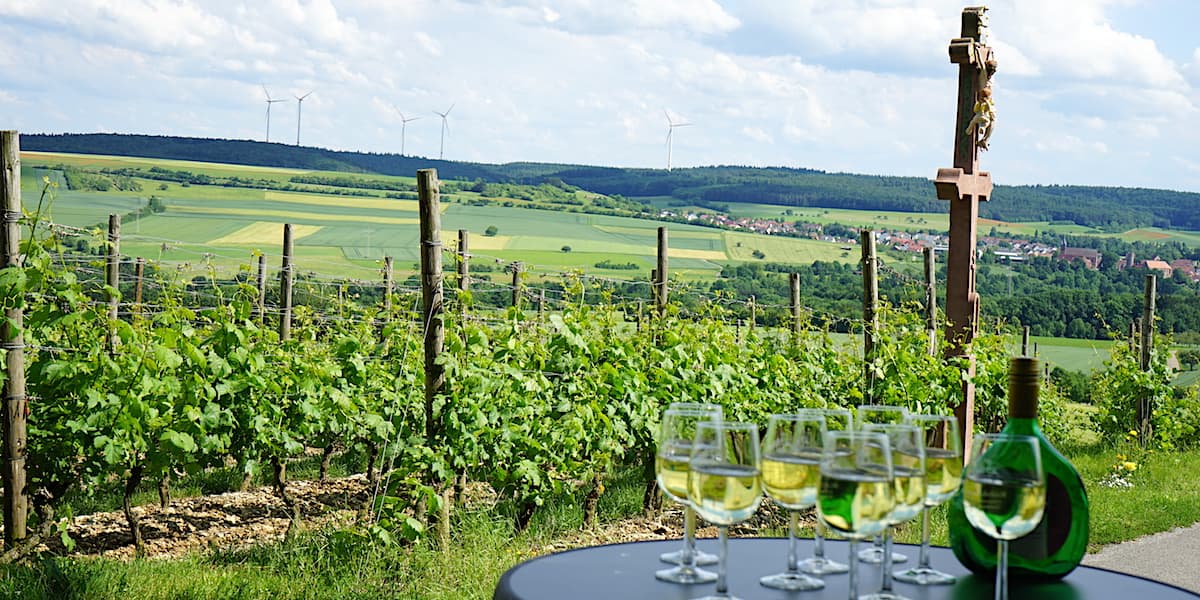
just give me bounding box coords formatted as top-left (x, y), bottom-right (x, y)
top-left (934, 6), bottom-right (996, 453)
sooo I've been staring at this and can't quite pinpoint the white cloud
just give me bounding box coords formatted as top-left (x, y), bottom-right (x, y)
top-left (413, 31), bottom-right (442, 57)
top-left (0, 90), bottom-right (15, 104)
top-left (741, 126), bottom-right (773, 144)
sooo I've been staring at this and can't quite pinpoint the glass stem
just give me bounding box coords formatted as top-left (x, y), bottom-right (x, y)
top-left (683, 505), bottom-right (697, 565)
top-left (786, 511), bottom-right (799, 573)
top-left (848, 538), bottom-right (859, 600)
top-left (814, 518), bottom-right (826, 559)
top-left (995, 539), bottom-right (1008, 600)
top-left (918, 505), bottom-right (932, 569)
top-left (881, 527), bottom-right (895, 592)
top-left (717, 525), bottom-right (729, 595)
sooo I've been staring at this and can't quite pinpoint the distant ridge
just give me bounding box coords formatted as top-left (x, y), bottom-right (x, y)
top-left (22, 133), bottom-right (1200, 231)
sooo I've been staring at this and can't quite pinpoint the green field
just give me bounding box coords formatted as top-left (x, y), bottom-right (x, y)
top-left (19, 153), bottom-right (873, 279)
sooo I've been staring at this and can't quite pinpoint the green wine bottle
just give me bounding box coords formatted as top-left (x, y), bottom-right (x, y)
top-left (948, 356), bottom-right (1090, 580)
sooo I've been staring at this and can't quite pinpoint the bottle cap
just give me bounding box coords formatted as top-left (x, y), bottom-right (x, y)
top-left (1008, 356), bottom-right (1040, 418)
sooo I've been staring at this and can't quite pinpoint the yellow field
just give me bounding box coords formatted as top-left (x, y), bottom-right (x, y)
top-left (464, 234), bottom-right (512, 250)
top-left (171, 205), bottom-right (419, 225)
top-left (670, 248), bottom-right (728, 260)
top-left (208, 222), bottom-right (323, 246)
top-left (724, 231), bottom-right (852, 263)
top-left (264, 191), bottom-right (422, 212)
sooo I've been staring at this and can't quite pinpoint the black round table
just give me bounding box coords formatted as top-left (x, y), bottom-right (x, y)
top-left (494, 538), bottom-right (1200, 599)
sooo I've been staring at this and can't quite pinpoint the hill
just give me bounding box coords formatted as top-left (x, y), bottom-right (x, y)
top-left (23, 132), bottom-right (1200, 232)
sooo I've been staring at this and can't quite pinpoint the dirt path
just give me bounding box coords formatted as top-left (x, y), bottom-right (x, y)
top-left (45, 475), bottom-right (373, 560)
top-left (48, 477), bottom-right (797, 561)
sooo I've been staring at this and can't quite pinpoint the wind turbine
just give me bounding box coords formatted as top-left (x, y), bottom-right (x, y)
top-left (434, 103), bottom-right (455, 160)
top-left (665, 110), bottom-right (691, 171)
top-left (394, 106), bottom-right (422, 157)
top-left (293, 90), bottom-right (314, 146)
top-left (262, 85), bottom-right (288, 143)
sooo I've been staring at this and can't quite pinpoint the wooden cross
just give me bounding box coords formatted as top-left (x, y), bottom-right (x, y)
top-left (935, 6), bottom-right (996, 453)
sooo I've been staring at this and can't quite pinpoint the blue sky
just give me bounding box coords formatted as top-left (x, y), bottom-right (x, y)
top-left (1, 0), bottom-right (1197, 192)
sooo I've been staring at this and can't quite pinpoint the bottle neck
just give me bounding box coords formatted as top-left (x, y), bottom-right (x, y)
top-left (1002, 416), bottom-right (1042, 436)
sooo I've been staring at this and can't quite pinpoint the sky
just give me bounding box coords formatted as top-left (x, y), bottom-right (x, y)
top-left (1, 0), bottom-right (1198, 193)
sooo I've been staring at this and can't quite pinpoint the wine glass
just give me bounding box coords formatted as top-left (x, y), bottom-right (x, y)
top-left (655, 404), bottom-right (722, 584)
top-left (797, 408), bottom-right (852, 576)
top-left (895, 414), bottom-right (963, 586)
top-left (855, 404), bottom-right (910, 565)
top-left (688, 421), bottom-right (763, 600)
top-left (962, 433), bottom-right (1046, 600)
top-left (758, 414), bottom-right (825, 591)
top-left (817, 430), bottom-right (894, 600)
top-left (862, 423), bottom-right (926, 600)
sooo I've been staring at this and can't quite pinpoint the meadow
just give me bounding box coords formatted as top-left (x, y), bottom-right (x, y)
top-left (21, 153), bottom-right (871, 281)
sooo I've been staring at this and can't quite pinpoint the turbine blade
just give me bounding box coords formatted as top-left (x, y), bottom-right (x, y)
top-left (445, 103), bottom-right (455, 116)
top-left (263, 84), bottom-right (272, 101)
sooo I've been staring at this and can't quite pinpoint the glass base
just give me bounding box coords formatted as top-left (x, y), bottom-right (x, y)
top-left (893, 566), bottom-right (957, 585)
top-left (655, 564), bottom-right (718, 584)
top-left (797, 556), bottom-right (850, 575)
top-left (859, 591), bottom-right (912, 600)
top-left (857, 546), bottom-right (907, 564)
top-left (759, 572), bottom-right (825, 591)
top-left (660, 548), bottom-right (719, 566)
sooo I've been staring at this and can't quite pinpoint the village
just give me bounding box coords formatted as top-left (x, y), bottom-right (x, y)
top-left (663, 208), bottom-right (1200, 282)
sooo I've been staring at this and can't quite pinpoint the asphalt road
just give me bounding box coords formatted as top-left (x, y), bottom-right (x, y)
top-left (1084, 522), bottom-right (1200, 594)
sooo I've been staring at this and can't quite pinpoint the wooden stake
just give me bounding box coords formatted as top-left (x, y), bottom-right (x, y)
top-left (255, 253), bottom-right (267, 323)
top-left (862, 230), bottom-right (879, 403)
top-left (383, 256), bottom-right (394, 313)
top-left (790, 273), bottom-right (802, 337)
top-left (1137, 274), bottom-right (1157, 437)
top-left (134, 258), bottom-right (145, 319)
top-left (279, 224), bottom-right (294, 341)
top-left (417, 170), bottom-right (445, 447)
top-left (1, 131), bottom-right (28, 546)
top-left (1022, 326), bottom-right (1031, 357)
top-left (510, 262), bottom-right (522, 309)
top-left (924, 247), bottom-right (937, 356)
top-left (656, 227), bottom-right (668, 316)
top-left (107, 214), bottom-right (121, 353)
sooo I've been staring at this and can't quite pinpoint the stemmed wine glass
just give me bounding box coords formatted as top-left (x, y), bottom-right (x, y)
top-left (962, 433), bottom-right (1046, 600)
top-left (758, 413), bottom-right (825, 591)
top-left (817, 430), bottom-right (894, 600)
top-left (855, 405), bottom-right (910, 565)
top-left (688, 421), bottom-right (763, 600)
top-left (895, 414), bottom-right (964, 585)
top-left (798, 408), bottom-right (852, 576)
top-left (655, 404), bottom-right (722, 584)
top-left (862, 423), bottom-right (926, 600)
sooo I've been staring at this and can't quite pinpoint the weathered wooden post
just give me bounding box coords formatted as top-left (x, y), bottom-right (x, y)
top-left (790, 272), bottom-right (802, 337)
top-left (1137, 274), bottom-right (1157, 438)
top-left (924, 247), bottom-right (937, 356)
top-left (457, 229), bottom-right (469, 316)
top-left (656, 226), bottom-right (668, 316)
top-left (510, 262), bottom-right (522, 310)
top-left (279, 224), bottom-right (294, 341)
top-left (748, 295), bottom-right (756, 333)
top-left (383, 256), bottom-right (394, 313)
top-left (1, 131), bottom-right (28, 545)
top-left (934, 6), bottom-right (996, 452)
top-left (255, 253), bottom-right (267, 323)
top-left (107, 214), bottom-right (121, 353)
top-left (862, 230), bottom-right (879, 403)
top-left (133, 257), bottom-right (145, 315)
top-left (416, 168), bottom-right (449, 545)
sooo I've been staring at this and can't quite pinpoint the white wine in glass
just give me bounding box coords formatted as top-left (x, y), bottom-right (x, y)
top-left (654, 404), bottom-right (721, 584)
top-left (688, 421), bottom-right (763, 600)
top-left (963, 433), bottom-right (1046, 600)
top-left (758, 414), bottom-right (825, 591)
top-left (797, 408), bottom-right (852, 576)
top-left (855, 404), bottom-right (910, 565)
top-left (817, 430), bottom-right (894, 600)
top-left (895, 414), bottom-right (964, 586)
top-left (862, 423), bottom-right (925, 600)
